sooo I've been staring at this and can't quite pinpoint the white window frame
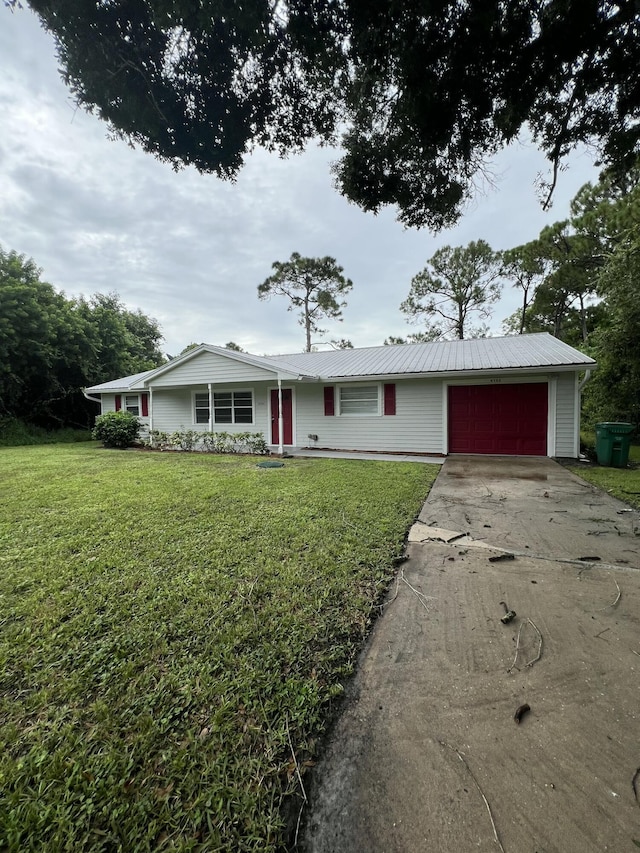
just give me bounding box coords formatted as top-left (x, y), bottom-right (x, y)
top-left (337, 383), bottom-right (381, 417)
top-left (193, 391), bottom-right (210, 425)
top-left (124, 394), bottom-right (140, 416)
top-left (211, 389), bottom-right (255, 426)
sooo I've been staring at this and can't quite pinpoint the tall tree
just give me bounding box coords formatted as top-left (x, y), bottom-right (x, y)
top-left (401, 241), bottom-right (502, 340)
top-left (0, 245), bottom-right (165, 427)
top-left (504, 164), bottom-right (638, 344)
top-left (501, 161), bottom-right (640, 424)
top-left (580, 167), bottom-right (640, 424)
top-left (585, 239), bottom-right (640, 426)
top-left (500, 243), bottom-right (547, 334)
top-left (76, 292), bottom-right (164, 382)
top-left (0, 247), bottom-right (92, 423)
top-left (258, 253), bottom-right (352, 352)
top-left (17, 0), bottom-right (640, 229)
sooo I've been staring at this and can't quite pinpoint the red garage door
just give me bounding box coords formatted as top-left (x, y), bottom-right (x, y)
top-left (448, 383), bottom-right (548, 455)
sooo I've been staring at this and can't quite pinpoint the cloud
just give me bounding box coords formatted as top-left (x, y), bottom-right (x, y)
top-left (0, 5), bottom-right (600, 359)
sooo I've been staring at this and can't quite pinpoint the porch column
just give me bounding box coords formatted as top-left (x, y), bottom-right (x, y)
top-left (208, 383), bottom-right (213, 432)
top-left (277, 377), bottom-right (284, 456)
top-left (148, 388), bottom-right (153, 432)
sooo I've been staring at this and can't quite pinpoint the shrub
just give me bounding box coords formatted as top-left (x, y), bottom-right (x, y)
top-left (199, 432), bottom-right (218, 453)
top-left (207, 431), bottom-right (235, 453)
top-left (244, 433), bottom-right (269, 455)
top-left (148, 430), bottom-right (170, 450)
top-left (234, 431), bottom-right (252, 452)
top-left (169, 428), bottom-right (200, 451)
top-left (92, 411), bottom-right (141, 448)
top-left (167, 430), bottom-right (269, 455)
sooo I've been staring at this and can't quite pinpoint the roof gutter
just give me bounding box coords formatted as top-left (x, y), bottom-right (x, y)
top-left (578, 369), bottom-right (592, 391)
top-left (82, 388), bottom-right (102, 404)
top-left (320, 363), bottom-right (597, 383)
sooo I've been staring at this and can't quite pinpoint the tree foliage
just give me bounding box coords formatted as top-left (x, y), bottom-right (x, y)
top-left (0, 245), bottom-right (164, 428)
top-left (76, 292), bottom-right (164, 380)
top-left (19, 0), bottom-right (640, 229)
top-left (401, 241), bottom-right (502, 340)
top-left (383, 332), bottom-right (439, 345)
top-left (580, 170), bottom-right (640, 425)
top-left (258, 252), bottom-right (352, 352)
top-left (500, 162), bottom-right (640, 424)
top-left (499, 243), bottom-right (547, 334)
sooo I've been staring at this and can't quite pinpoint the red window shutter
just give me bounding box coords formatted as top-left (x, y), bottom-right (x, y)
top-left (323, 386), bottom-right (335, 416)
top-left (115, 395), bottom-right (121, 412)
top-left (141, 393), bottom-right (149, 417)
top-left (383, 384), bottom-right (396, 416)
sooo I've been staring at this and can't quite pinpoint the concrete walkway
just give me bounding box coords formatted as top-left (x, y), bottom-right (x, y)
top-left (303, 456), bottom-right (640, 853)
top-left (287, 448), bottom-right (444, 464)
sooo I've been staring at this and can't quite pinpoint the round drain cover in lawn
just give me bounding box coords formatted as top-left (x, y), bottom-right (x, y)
top-left (257, 460), bottom-right (285, 468)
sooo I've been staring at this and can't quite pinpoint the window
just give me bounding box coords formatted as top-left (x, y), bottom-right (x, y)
top-left (194, 392), bottom-right (210, 424)
top-left (339, 385), bottom-right (379, 416)
top-left (213, 390), bottom-right (253, 424)
top-left (125, 394), bottom-right (140, 416)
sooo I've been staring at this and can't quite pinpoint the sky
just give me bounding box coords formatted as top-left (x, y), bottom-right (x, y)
top-left (0, 5), bottom-right (602, 359)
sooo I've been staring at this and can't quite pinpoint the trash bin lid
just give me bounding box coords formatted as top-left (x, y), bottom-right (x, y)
top-left (596, 422), bottom-right (635, 435)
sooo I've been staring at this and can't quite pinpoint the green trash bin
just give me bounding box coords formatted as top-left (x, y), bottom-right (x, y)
top-left (595, 422), bottom-right (635, 467)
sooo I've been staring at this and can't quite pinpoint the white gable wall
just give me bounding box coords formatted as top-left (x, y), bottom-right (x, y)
top-left (149, 351), bottom-right (277, 388)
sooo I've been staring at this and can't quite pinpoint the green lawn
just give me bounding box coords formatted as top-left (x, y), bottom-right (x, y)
top-left (569, 460), bottom-right (640, 510)
top-left (0, 444), bottom-right (437, 852)
top-left (576, 432), bottom-right (640, 509)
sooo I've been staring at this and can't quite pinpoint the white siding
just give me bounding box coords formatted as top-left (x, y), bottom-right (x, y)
top-left (149, 351), bottom-right (277, 388)
top-left (555, 371), bottom-right (578, 457)
top-left (101, 371), bottom-right (580, 456)
top-left (151, 386), bottom-right (272, 437)
top-left (98, 394), bottom-right (149, 434)
top-left (293, 379), bottom-right (443, 453)
top-left (101, 394), bottom-right (117, 414)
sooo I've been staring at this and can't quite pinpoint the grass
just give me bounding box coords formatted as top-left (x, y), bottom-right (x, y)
top-left (0, 444), bottom-right (437, 851)
top-left (568, 460), bottom-right (640, 510)
top-left (573, 430), bottom-right (640, 509)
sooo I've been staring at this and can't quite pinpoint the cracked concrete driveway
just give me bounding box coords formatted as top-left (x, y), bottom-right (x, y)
top-left (303, 457), bottom-right (640, 853)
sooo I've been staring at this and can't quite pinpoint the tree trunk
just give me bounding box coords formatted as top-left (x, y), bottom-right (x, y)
top-left (457, 304), bottom-right (464, 339)
top-left (304, 292), bottom-right (311, 352)
top-left (519, 287), bottom-right (529, 335)
top-left (579, 293), bottom-right (589, 342)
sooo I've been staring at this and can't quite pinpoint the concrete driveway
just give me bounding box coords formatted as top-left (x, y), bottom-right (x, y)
top-left (303, 456), bottom-right (640, 853)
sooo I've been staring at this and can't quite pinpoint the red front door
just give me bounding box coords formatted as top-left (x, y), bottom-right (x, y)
top-left (270, 388), bottom-right (293, 445)
top-left (448, 383), bottom-right (548, 455)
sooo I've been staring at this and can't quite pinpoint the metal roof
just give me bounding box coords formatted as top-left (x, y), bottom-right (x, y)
top-left (267, 333), bottom-right (596, 378)
top-left (85, 334), bottom-right (595, 392)
top-left (86, 370), bottom-right (155, 392)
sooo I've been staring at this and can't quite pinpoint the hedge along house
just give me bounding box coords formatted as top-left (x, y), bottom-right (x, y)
top-left (85, 333), bottom-right (596, 458)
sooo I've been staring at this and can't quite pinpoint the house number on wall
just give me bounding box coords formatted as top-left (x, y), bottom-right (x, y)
top-left (489, 378), bottom-right (502, 384)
